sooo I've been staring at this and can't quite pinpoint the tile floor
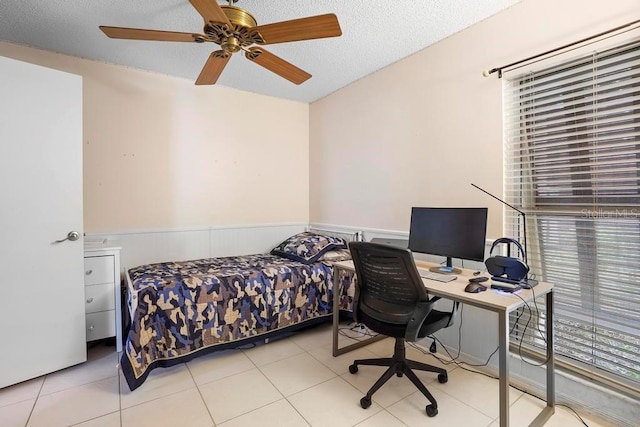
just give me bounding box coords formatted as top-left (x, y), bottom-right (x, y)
top-left (0, 323), bottom-right (614, 427)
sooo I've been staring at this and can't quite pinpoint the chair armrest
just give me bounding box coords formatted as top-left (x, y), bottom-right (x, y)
top-left (444, 301), bottom-right (460, 328)
top-left (426, 296), bottom-right (459, 328)
top-left (405, 301), bottom-right (433, 342)
top-left (405, 299), bottom-right (459, 341)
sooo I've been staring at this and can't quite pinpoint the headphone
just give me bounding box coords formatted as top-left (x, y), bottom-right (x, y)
top-left (484, 238), bottom-right (529, 281)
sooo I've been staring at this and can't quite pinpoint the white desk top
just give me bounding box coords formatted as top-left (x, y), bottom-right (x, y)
top-left (333, 259), bottom-right (553, 314)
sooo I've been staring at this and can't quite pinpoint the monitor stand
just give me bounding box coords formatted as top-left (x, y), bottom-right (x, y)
top-left (429, 257), bottom-right (462, 275)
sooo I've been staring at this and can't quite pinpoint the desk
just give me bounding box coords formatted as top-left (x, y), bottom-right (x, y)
top-left (332, 259), bottom-right (554, 427)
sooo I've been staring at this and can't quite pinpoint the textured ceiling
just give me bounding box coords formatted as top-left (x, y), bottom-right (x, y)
top-left (0, 0), bottom-right (520, 102)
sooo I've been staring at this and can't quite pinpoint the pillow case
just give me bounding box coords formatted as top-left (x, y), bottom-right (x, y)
top-left (271, 231), bottom-right (348, 263)
top-left (318, 248), bottom-right (352, 263)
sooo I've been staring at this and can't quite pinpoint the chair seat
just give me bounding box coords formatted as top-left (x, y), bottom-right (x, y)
top-left (359, 309), bottom-right (452, 340)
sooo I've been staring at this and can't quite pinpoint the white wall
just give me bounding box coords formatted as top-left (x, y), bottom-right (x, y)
top-left (0, 42), bottom-right (310, 234)
top-left (309, 0), bottom-right (640, 425)
top-left (88, 223), bottom-right (306, 272)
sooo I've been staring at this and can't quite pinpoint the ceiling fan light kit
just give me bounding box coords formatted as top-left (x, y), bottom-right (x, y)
top-left (99, 0), bottom-right (342, 86)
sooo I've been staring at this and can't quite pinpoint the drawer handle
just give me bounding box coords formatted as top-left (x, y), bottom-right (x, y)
top-left (85, 269), bottom-right (93, 276)
top-left (88, 325), bottom-right (95, 330)
top-left (86, 298), bottom-right (94, 304)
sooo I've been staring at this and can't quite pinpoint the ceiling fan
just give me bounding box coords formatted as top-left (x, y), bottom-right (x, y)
top-left (99, 0), bottom-right (342, 85)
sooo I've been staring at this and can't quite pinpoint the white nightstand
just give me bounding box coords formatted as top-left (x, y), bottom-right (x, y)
top-left (83, 242), bottom-right (122, 352)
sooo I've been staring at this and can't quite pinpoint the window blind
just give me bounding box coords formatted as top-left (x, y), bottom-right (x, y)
top-left (503, 39), bottom-right (640, 388)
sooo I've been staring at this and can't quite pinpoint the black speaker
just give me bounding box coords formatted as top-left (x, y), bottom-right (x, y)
top-left (484, 238), bottom-right (529, 282)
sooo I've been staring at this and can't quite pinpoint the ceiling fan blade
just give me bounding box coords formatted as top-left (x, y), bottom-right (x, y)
top-left (253, 14), bottom-right (342, 45)
top-left (195, 51), bottom-right (231, 85)
top-left (189, 0), bottom-right (230, 25)
top-left (100, 26), bottom-right (202, 42)
top-left (245, 48), bottom-right (311, 85)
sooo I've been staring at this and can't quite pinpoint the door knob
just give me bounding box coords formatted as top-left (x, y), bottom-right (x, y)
top-left (54, 231), bottom-right (80, 243)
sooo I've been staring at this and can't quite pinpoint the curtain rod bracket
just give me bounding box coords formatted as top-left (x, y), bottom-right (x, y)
top-left (482, 68), bottom-right (502, 78)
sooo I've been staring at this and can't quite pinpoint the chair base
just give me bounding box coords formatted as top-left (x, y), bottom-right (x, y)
top-left (349, 337), bottom-right (447, 417)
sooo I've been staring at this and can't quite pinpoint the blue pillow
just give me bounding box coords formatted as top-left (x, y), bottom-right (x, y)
top-left (271, 232), bottom-right (348, 263)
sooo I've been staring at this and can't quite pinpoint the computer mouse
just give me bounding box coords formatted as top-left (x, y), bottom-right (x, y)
top-left (465, 282), bottom-right (487, 293)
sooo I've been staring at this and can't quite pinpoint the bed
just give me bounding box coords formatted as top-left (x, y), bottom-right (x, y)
top-left (120, 230), bottom-right (359, 391)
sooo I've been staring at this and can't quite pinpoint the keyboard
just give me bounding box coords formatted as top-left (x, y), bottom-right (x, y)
top-left (417, 268), bottom-right (457, 283)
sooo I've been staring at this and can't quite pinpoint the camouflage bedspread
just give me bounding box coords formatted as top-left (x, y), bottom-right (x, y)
top-left (121, 254), bottom-right (355, 391)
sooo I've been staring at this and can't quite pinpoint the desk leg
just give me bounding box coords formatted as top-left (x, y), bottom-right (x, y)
top-left (332, 265), bottom-right (340, 357)
top-left (530, 290), bottom-right (555, 426)
top-left (547, 290), bottom-right (555, 408)
top-left (499, 310), bottom-right (509, 427)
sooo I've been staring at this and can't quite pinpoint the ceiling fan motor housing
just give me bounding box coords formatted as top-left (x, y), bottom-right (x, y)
top-left (204, 5), bottom-right (265, 52)
top-left (221, 36), bottom-right (241, 52)
top-left (221, 5), bottom-right (257, 28)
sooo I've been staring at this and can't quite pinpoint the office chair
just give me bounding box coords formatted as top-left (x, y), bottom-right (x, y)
top-left (347, 242), bottom-right (459, 417)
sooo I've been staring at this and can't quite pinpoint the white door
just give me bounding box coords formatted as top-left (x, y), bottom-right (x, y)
top-left (0, 56), bottom-right (85, 388)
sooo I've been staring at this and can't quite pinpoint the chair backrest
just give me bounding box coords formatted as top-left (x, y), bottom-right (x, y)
top-left (348, 241), bottom-right (430, 326)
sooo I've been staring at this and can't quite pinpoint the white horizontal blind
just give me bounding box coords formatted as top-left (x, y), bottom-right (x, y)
top-left (503, 39), bottom-right (640, 387)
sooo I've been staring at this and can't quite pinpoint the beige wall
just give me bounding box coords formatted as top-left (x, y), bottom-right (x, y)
top-left (310, 0), bottom-right (639, 239)
top-left (0, 42), bottom-right (309, 233)
top-left (2, 0), bottom-right (637, 236)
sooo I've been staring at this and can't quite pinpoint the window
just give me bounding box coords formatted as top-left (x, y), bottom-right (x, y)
top-left (503, 38), bottom-right (640, 389)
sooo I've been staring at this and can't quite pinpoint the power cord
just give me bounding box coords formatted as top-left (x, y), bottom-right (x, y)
top-left (556, 403), bottom-right (589, 426)
top-left (410, 340), bottom-right (590, 426)
top-left (511, 291), bottom-right (552, 367)
top-left (338, 322), bottom-right (378, 340)
top-left (406, 298), bottom-right (590, 427)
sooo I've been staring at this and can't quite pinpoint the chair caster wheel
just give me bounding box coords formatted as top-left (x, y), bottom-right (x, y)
top-left (360, 396), bottom-right (372, 409)
top-left (349, 364), bottom-right (358, 374)
top-left (426, 404), bottom-right (438, 417)
top-left (437, 373), bottom-right (448, 384)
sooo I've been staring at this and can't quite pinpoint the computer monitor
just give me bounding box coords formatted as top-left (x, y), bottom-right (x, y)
top-left (408, 207), bottom-right (488, 274)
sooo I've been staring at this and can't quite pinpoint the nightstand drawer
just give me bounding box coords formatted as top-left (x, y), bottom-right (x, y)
top-left (85, 310), bottom-right (116, 342)
top-left (84, 284), bottom-right (115, 313)
top-left (84, 245), bottom-right (122, 350)
top-left (84, 256), bottom-right (114, 286)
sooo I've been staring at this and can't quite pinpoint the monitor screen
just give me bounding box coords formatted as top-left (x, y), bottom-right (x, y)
top-left (408, 207), bottom-right (488, 267)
